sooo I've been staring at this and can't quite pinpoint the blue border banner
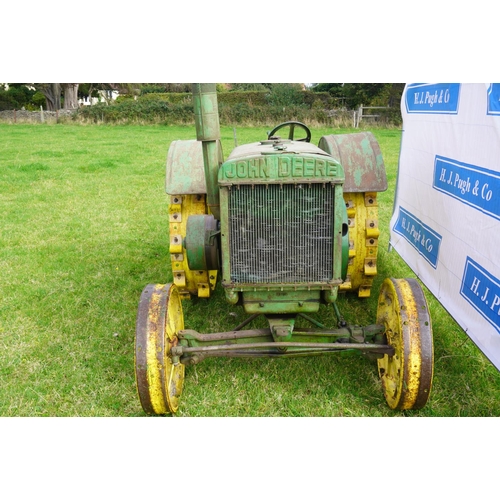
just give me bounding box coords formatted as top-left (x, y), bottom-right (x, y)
top-left (487, 84), bottom-right (500, 116)
top-left (433, 155), bottom-right (500, 221)
top-left (461, 257), bottom-right (500, 334)
top-left (405, 83), bottom-right (461, 114)
top-left (392, 207), bottom-right (442, 268)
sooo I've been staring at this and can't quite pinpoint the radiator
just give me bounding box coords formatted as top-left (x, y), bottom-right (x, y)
top-left (228, 184), bottom-right (334, 284)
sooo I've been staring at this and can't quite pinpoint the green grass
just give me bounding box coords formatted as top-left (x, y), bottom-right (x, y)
top-left (1, 122), bottom-right (499, 417)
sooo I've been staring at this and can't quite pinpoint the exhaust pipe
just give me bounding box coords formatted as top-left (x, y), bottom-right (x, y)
top-left (192, 83), bottom-right (221, 220)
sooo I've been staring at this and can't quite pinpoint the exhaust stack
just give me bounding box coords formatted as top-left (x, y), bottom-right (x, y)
top-left (192, 83), bottom-right (221, 220)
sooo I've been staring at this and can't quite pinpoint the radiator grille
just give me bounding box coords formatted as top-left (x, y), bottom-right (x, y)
top-left (229, 184), bottom-right (334, 284)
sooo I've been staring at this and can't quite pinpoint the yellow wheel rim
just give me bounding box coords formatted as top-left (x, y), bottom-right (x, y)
top-left (135, 284), bottom-right (185, 415)
top-left (376, 278), bottom-right (433, 410)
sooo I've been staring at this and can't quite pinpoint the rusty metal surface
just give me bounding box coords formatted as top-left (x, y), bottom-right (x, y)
top-left (134, 284), bottom-right (185, 415)
top-left (179, 324), bottom-right (385, 342)
top-left (135, 285), bottom-right (157, 415)
top-left (175, 321), bottom-right (392, 364)
top-left (408, 279), bottom-right (434, 409)
top-left (225, 139), bottom-right (333, 162)
top-left (193, 83), bottom-right (221, 219)
top-left (166, 140), bottom-right (207, 195)
top-left (173, 342), bottom-right (394, 356)
top-left (376, 278), bottom-right (434, 410)
top-left (318, 132), bottom-right (387, 192)
top-left (168, 194), bottom-right (218, 299)
top-left (340, 192), bottom-right (381, 297)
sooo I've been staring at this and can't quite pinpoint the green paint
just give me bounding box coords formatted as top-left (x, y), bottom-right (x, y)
top-left (185, 215), bottom-right (208, 270)
top-left (219, 153), bottom-right (343, 185)
top-left (242, 290), bottom-right (321, 315)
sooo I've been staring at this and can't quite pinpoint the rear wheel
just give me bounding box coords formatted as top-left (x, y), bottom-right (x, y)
top-left (135, 283), bottom-right (185, 415)
top-left (169, 194), bottom-right (218, 299)
top-left (376, 278), bottom-right (433, 410)
top-left (340, 192), bottom-right (380, 297)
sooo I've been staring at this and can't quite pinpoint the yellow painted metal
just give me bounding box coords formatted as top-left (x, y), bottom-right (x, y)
top-left (168, 193), bottom-right (217, 299)
top-left (376, 278), bottom-right (434, 410)
top-left (340, 192), bottom-right (380, 297)
top-left (135, 284), bottom-right (185, 415)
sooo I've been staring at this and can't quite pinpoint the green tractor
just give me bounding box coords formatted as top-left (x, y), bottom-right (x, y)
top-left (134, 83), bottom-right (434, 415)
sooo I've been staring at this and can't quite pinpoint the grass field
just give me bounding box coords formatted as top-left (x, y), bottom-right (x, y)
top-left (1, 122), bottom-right (499, 417)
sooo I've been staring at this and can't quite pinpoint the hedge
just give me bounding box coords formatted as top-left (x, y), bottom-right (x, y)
top-left (71, 91), bottom-right (400, 126)
top-left (134, 90), bottom-right (334, 108)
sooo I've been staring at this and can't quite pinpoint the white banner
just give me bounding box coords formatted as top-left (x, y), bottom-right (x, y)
top-left (391, 83), bottom-right (500, 369)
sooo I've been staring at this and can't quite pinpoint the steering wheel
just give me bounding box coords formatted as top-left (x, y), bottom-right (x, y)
top-left (268, 121), bottom-right (312, 143)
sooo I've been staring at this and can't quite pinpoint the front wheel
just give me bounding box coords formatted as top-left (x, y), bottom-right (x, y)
top-left (135, 283), bottom-right (185, 415)
top-left (376, 278), bottom-right (434, 410)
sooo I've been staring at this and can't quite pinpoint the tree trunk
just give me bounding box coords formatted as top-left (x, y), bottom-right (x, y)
top-left (42, 83), bottom-right (61, 111)
top-left (63, 83), bottom-right (79, 109)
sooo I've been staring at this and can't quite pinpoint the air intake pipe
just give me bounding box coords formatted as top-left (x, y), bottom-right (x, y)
top-left (192, 83), bottom-right (221, 220)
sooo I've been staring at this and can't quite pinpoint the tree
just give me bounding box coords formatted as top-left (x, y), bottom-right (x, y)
top-left (36, 83), bottom-right (61, 110)
top-left (266, 83), bottom-right (305, 107)
top-left (310, 83), bottom-right (401, 109)
top-left (0, 84), bottom-right (36, 110)
top-left (62, 83), bottom-right (79, 109)
top-left (228, 83), bottom-right (270, 92)
top-left (37, 83), bottom-right (79, 109)
top-left (386, 83), bottom-right (405, 107)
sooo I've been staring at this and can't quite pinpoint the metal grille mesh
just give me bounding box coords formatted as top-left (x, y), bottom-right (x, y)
top-left (229, 184), bottom-right (334, 284)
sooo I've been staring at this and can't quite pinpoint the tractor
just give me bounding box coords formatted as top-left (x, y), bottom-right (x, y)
top-left (134, 83), bottom-right (434, 415)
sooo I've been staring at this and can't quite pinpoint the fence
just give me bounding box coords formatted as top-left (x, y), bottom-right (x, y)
top-left (354, 105), bottom-right (389, 127)
top-left (0, 108), bottom-right (76, 123)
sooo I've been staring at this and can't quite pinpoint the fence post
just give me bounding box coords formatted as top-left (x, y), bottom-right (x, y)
top-left (40, 106), bottom-right (44, 123)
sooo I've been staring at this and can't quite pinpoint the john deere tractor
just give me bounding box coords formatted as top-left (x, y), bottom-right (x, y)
top-left (134, 83), bottom-right (434, 415)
